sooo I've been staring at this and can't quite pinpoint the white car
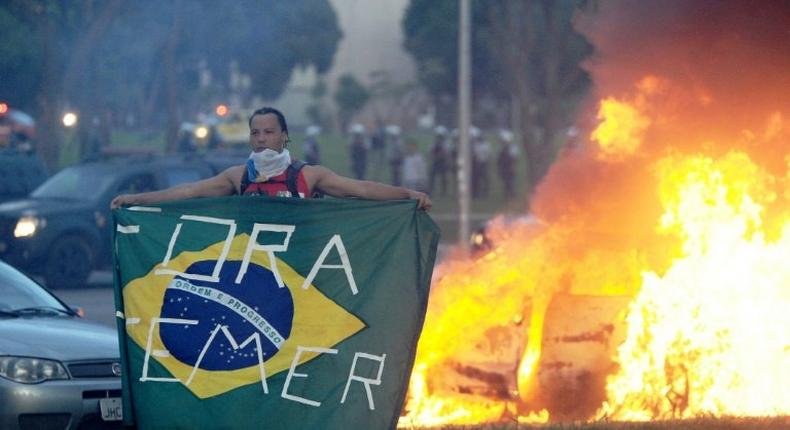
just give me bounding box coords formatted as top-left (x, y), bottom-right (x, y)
top-left (0, 259), bottom-right (122, 429)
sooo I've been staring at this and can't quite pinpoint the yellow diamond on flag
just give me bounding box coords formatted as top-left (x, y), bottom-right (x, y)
top-left (122, 233), bottom-right (366, 399)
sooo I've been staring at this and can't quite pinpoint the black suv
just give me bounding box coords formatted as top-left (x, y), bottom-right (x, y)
top-left (0, 152), bottom-right (245, 288)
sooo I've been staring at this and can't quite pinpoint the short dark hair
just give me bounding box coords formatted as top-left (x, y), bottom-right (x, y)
top-left (248, 107), bottom-right (289, 135)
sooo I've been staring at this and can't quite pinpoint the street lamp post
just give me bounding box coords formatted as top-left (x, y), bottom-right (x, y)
top-left (457, 0), bottom-right (472, 251)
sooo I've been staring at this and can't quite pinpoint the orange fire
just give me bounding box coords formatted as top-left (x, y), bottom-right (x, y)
top-left (597, 150), bottom-right (790, 420)
top-left (400, 1), bottom-right (789, 426)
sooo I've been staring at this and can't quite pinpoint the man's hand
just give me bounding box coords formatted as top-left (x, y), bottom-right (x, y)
top-left (111, 194), bottom-right (136, 209)
top-left (408, 190), bottom-right (432, 210)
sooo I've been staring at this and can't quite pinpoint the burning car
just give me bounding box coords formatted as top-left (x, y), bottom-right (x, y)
top-left (406, 89), bottom-right (790, 422)
top-left (405, 213), bottom-right (638, 425)
top-left (402, 1), bottom-right (790, 422)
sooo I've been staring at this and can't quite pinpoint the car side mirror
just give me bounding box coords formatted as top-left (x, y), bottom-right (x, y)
top-left (70, 306), bottom-right (85, 318)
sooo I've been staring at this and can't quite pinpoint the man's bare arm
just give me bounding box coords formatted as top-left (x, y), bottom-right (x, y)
top-left (110, 166), bottom-right (242, 208)
top-left (308, 166), bottom-right (432, 209)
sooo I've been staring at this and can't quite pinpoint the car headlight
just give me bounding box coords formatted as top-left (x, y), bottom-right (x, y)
top-left (14, 216), bottom-right (45, 238)
top-left (0, 356), bottom-right (69, 384)
top-left (194, 125), bottom-right (209, 139)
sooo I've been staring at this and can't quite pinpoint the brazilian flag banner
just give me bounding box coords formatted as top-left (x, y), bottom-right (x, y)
top-left (112, 197), bottom-right (439, 430)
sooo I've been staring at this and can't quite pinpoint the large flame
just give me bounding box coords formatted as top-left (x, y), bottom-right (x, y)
top-left (400, 0), bottom-right (789, 426)
top-left (598, 152), bottom-right (790, 420)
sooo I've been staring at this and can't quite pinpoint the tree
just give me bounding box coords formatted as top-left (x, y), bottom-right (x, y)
top-left (489, 0), bottom-right (593, 190)
top-left (367, 70), bottom-right (424, 129)
top-left (306, 79), bottom-right (332, 130)
top-left (403, 0), bottom-right (593, 196)
top-left (0, 0), bottom-right (342, 164)
top-left (334, 74), bottom-right (370, 133)
top-left (0, 0), bottom-right (124, 169)
top-left (0, 8), bottom-right (40, 111)
top-left (402, 0), bottom-right (501, 126)
top-left (93, 0), bottom-right (343, 152)
top-left (179, 0), bottom-right (341, 101)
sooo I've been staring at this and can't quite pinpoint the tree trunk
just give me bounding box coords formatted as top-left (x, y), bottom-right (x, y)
top-left (61, 1), bottom-right (123, 101)
top-left (489, 0), bottom-right (539, 193)
top-left (163, 1), bottom-right (183, 153)
top-left (141, 62), bottom-right (164, 129)
top-left (32, 0), bottom-right (122, 169)
top-left (534, 0), bottom-right (561, 189)
top-left (35, 10), bottom-right (64, 171)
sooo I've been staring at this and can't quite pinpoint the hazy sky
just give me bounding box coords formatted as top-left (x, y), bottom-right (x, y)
top-left (327, 0), bottom-right (417, 88)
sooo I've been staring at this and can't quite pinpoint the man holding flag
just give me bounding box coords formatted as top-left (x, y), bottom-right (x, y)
top-left (111, 107), bottom-right (439, 429)
top-left (111, 106), bottom-right (431, 210)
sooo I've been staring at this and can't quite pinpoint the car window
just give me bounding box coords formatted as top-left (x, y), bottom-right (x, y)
top-left (31, 165), bottom-right (117, 201)
top-left (165, 168), bottom-right (204, 187)
top-left (117, 173), bottom-right (156, 194)
top-left (0, 261), bottom-right (66, 312)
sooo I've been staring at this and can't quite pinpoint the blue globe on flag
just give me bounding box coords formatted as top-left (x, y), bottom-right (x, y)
top-left (159, 260), bottom-right (294, 371)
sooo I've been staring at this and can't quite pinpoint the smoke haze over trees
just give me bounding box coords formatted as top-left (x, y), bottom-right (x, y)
top-left (0, 0), bottom-right (341, 167)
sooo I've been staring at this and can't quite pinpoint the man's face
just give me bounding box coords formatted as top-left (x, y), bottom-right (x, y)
top-left (249, 113), bottom-right (287, 153)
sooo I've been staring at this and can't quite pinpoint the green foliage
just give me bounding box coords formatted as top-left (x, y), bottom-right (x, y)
top-left (403, 0), bottom-right (591, 105)
top-left (403, 0), bottom-right (457, 98)
top-left (402, 0), bottom-right (593, 195)
top-left (402, 0), bottom-right (500, 105)
top-left (87, 0), bottom-right (342, 117)
top-left (0, 8), bottom-right (40, 110)
top-left (311, 80), bottom-right (328, 99)
top-left (185, 0), bottom-right (342, 100)
top-left (0, 0), bottom-right (341, 165)
top-left (333, 74), bottom-right (370, 131)
top-left (0, 1), bottom-right (341, 119)
top-left (306, 79), bottom-right (332, 128)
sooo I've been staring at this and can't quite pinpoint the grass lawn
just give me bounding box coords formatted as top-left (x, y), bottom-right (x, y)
top-left (288, 131), bottom-right (532, 244)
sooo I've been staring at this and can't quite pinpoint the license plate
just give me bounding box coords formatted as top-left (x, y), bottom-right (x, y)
top-left (99, 397), bottom-right (123, 421)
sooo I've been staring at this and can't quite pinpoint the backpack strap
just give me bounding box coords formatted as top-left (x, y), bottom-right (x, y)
top-left (240, 159), bottom-right (312, 198)
top-left (285, 159), bottom-right (306, 197)
top-left (288, 159), bottom-right (324, 198)
top-left (239, 162), bottom-right (252, 195)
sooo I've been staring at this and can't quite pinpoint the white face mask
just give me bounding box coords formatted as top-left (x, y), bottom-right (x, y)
top-left (248, 148), bottom-right (291, 182)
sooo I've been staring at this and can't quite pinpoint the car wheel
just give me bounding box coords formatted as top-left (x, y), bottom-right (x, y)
top-left (45, 234), bottom-right (94, 288)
